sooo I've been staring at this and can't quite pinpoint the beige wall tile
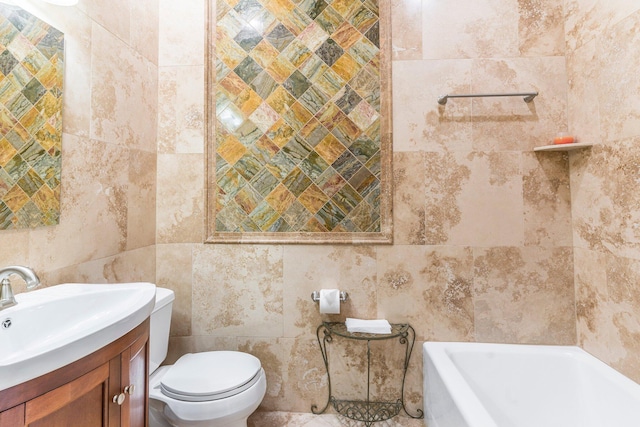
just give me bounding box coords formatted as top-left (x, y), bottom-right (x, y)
top-left (564, 0), bottom-right (639, 51)
top-left (158, 0), bottom-right (205, 67)
top-left (282, 245), bottom-right (377, 338)
top-left (517, 0), bottom-right (564, 56)
top-left (36, 246), bottom-right (156, 287)
top-left (422, 0), bottom-right (519, 59)
top-left (606, 254), bottom-right (640, 382)
top-left (376, 245), bottom-right (475, 342)
top-left (191, 244), bottom-right (283, 337)
top-left (523, 152), bottom-right (572, 247)
top-left (156, 154), bottom-right (204, 243)
top-left (570, 141), bottom-right (640, 260)
top-left (127, 149), bottom-right (157, 251)
top-left (78, 0), bottom-right (131, 43)
top-left (426, 151), bottom-right (524, 246)
top-left (566, 40), bottom-right (600, 144)
top-left (157, 66), bottom-right (205, 154)
top-left (238, 338), bottom-right (286, 412)
top-left (91, 22), bottom-right (158, 152)
top-left (393, 152), bottom-right (426, 245)
top-left (471, 57), bottom-right (567, 151)
top-left (131, 0), bottom-right (160, 65)
top-left (391, 0), bottom-right (422, 60)
top-left (598, 12), bottom-right (640, 143)
top-left (28, 134), bottom-right (129, 272)
top-left (156, 243), bottom-right (193, 337)
top-left (392, 59), bottom-right (473, 152)
top-left (281, 337), bottom-right (327, 413)
top-left (474, 246), bottom-right (576, 344)
top-left (575, 247), bottom-right (612, 361)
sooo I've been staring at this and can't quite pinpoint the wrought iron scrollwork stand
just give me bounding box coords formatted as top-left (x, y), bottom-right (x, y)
top-left (311, 322), bottom-right (424, 426)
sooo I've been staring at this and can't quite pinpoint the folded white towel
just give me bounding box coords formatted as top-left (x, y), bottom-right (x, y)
top-left (345, 318), bottom-right (392, 334)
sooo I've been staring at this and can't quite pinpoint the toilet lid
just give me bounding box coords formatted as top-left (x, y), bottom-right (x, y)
top-left (160, 351), bottom-right (262, 402)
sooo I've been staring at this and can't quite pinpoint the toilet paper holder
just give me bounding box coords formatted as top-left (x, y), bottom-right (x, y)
top-left (311, 290), bottom-right (349, 303)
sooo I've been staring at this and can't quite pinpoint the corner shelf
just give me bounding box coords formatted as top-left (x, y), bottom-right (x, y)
top-left (533, 142), bottom-right (594, 152)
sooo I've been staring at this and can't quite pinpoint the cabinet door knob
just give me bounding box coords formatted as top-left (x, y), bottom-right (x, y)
top-left (112, 392), bottom-right (126, 405)
top-left (124, 384), bottom-right (135, 395)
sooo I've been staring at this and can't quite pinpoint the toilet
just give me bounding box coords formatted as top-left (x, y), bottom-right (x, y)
top-left (148, 287), bottom-right (267, 427)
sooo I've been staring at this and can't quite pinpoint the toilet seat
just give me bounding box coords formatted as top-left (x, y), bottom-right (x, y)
top-left (160, 351), bottom-right (262, 402)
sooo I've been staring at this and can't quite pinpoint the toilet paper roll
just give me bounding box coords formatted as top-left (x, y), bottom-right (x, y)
top-left (319, 289), bottom-right (340, 314)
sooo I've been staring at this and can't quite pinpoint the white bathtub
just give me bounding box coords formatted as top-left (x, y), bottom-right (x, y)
top-left (423, 342), bottom-right (640, 427)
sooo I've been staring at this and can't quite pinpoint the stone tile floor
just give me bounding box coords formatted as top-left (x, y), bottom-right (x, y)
top-left (248, 411), bottom-right (425, 426)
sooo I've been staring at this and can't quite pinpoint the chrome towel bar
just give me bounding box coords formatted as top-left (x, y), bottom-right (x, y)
top-left (437, 91), bottom-right (538, 105)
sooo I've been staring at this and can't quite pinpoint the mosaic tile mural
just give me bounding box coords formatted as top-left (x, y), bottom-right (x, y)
top-left (208, 0), bottom-right (391, 243)
top-left (0, 5), bottom-right (64, 229)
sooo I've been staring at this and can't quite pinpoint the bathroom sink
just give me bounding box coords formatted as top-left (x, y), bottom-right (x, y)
top-left (0, 282), bottom-right (156, 390)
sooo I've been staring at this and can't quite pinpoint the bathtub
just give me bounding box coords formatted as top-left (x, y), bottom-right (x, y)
top-left (423, 342), bottom-right (640, 427)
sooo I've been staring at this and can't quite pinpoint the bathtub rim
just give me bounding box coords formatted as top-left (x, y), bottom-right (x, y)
top-left (423, 341), bottom-right (640, 427)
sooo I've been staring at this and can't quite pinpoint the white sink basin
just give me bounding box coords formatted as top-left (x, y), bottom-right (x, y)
top-left (0, 282), bottom-right (156, 390)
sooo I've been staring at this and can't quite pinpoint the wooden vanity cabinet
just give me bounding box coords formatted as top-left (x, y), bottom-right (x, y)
top-left (0, 319), bottom-right (149, 427)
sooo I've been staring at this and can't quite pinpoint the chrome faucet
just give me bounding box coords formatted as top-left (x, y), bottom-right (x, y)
top-left (0, 266), bottom-right (41, 310)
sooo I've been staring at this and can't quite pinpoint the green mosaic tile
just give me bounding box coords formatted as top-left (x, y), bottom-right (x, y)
top-left (283, 70), bottom-right (311, 98)
top-left (331, 182), bottom-right (362, 214)
top-left (250, 71), bottom-right (278, 99)
top-left (300, 0), bottom-right (328, 19)
top-left (266, 23), bottom-right (295, 51)
top-left (236, 120), bottom-right (262, 145)
top-left (234, 26), bottom-right (263, 52)
top-left (332, 150), bottom-right (362, 181)
top-left (234, 153), bottom-right (263, 181)
top-left (282, 200), bottom-right (312, 228)
top-left (249, 167), bottom-right (280, 197)
top-left (299, 84), bottom-right (329, 114)
top-left (347, 200), bottom-right (377, 231)
top-left (234, 56), bottom-right (263, 84)
top-left (315, 38), bottom-right (343, 66)
top-left (348, 135), bottom-right (378, 163)
top-left (17, 168), bottom-right (44, 197)
top-left (315, 199), bottom-right (345, 230)
top-left (214, 0), bottom-right (383, 234)
top-left (0, 203), bottom-right (12, 228)
top-left (266, 149), bottom-right (298, 180)
top-left (299, 151), bottom-right (329, 181)
top-left (281, 135), bottom-right (312, 164)
top-left (233, 0), bottom-right (263, 22)
top-left (331, 117), bottom-right (362, 147)
top-left (349, 5), bottom-right (377, 33)
top-left (315, 166), bottom-right (346, 197)
top-left (365, 21), bottom-right (379, 48)
top-left (348, 166), bottom-right (377, 197)
top-left (282, 167), bottom-right (312, 196)
top-left (315, 6), bottom-right (344, 34)
top-left (249, 199), bottom-right (281, 230)
top-left (334, 85), bottom-right (362, 114)
top-left (348, 37), bottom-right (378, 66)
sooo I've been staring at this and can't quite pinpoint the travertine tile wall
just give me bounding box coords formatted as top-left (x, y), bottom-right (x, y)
top-left (157, 0), bottom-right (576, 413)
top-left (0, 0), bottom-right (158, 289)
top-left (568, 1), bottom-right (640, 382)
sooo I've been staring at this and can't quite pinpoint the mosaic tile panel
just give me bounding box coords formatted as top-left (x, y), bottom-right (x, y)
top-left (0, 5), bottom-right (63, 229)
top-left (209, 0), bottom-right (390, 243)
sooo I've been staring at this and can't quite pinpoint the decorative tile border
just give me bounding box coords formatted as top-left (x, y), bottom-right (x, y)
top-left (0, 5), bottom-right (63, 229)
top-left (206, 0), bottom-right (392, 243)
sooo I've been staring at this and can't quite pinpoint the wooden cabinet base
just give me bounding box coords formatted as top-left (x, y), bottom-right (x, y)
top-left (0, 320), bottom-right (149, 427)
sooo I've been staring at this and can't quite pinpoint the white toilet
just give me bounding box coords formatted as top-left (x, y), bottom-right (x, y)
top-left (149, 287), bottom-right (267, 427)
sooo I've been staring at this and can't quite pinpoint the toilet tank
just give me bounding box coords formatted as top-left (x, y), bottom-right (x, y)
top-left (150, 287), bottom-right (175, 374)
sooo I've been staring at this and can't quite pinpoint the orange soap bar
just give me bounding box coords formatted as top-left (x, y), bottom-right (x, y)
top-left (553, 135), bottom-right (575, 144)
